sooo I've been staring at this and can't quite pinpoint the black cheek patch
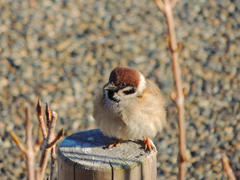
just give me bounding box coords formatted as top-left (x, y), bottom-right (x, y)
top-left (108, 90), bottom-right (114, 99)
top-left (107, 90), bottom-right (120, 102)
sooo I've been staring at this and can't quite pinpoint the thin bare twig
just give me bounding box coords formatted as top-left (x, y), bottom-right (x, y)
top-left (25, 107), bottom-right (36, 180)
top-left (171, 0), bottom-right (179, 7)
top-left (221, 153), bottom-right (236, 180)
top-left (39, 110), bottom-right (58, 180)
top-left (50, 146), bottom-right (57, 180)
top-left (46, 128), bottom-right (64, 149)
top-left (45, 103), bottom-right (53, 128)
top-left (35, 128), bottom-right (42, 153)
top-left (11, 99), bottom-right (63, 180)
top-left (154, 0), bottom-right (165, 12)
top-left (10, 132), bottom-right (26, 155)
top-left (36, 99), bottom-right (47, 138)
top-left (153, 0), bottom-right (188, 179)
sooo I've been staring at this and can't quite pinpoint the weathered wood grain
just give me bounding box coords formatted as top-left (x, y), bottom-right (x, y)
top-left (58, 129), bottom-right (157, 180)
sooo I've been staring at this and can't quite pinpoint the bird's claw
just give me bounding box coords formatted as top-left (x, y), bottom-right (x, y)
top-left (108, 140), bottom-right (121, 149)
top-left (144, 137), bottom-right (156, 151)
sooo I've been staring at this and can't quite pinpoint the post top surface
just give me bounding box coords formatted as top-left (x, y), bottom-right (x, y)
top-left (58, 129), bottom-right (157, 170)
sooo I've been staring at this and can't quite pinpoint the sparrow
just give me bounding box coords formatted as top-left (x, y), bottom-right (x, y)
top-left (93, 66), bottom-right (166, 151)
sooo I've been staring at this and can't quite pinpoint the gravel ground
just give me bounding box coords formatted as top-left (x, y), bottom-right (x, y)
top-left (0, 0), bottom-right (239, 179)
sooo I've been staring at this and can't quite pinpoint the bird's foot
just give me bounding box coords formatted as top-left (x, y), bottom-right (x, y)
top-left (143, 137), bottom-right (156, 151)
top-left (108, 139), bottom-right (121, 149)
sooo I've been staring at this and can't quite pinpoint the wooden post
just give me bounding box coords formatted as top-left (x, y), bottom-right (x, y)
top-left (58, 129), bottom-right (157, 180)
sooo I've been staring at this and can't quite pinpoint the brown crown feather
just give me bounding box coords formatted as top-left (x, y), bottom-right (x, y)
top-left (109, 67), bottom-right (140, 88)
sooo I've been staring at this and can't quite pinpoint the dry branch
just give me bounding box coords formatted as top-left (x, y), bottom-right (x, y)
top-left (46, 129), bottom-right (64, 149)
top-left (45, 103), bottom-right (53, 128)
top-left (221, 153), bottom-right (236, 180)
top-left (39, 109), bottom-right (59, 180)
top-left (153, 0), bottom-right (188, 179)
top-left (24, 107), bottom-right (36, 180)
top-left (11, 99), bottom-right (64, 180)
top-left (50, 146), bottom-right (57, 180)
top-left (35, 128), bottom-right (42, 152)
top-left (36, 99), bottom-right (47, 138)
top-left (10, 131), bottom-right (26, 155)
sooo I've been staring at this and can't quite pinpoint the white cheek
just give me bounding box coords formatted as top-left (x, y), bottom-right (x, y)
top-left (118, 91), bottom-right (135, 99)
top-left (137, 73), bottom-right (146, 94)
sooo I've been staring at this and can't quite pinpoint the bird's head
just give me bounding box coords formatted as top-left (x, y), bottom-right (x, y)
top-left (103, 67), bottom-right (146, 103)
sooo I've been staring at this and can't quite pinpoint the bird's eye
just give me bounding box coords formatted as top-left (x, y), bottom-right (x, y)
top-left (123, 88), bottom-right (135, 95)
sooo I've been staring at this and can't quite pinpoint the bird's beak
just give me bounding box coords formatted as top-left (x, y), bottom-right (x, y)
top-left (103, 83), bottom-right (118, 91)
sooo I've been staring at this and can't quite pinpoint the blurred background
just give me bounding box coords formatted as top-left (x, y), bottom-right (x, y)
top-left (0, 0), bottom-right (239, 179)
